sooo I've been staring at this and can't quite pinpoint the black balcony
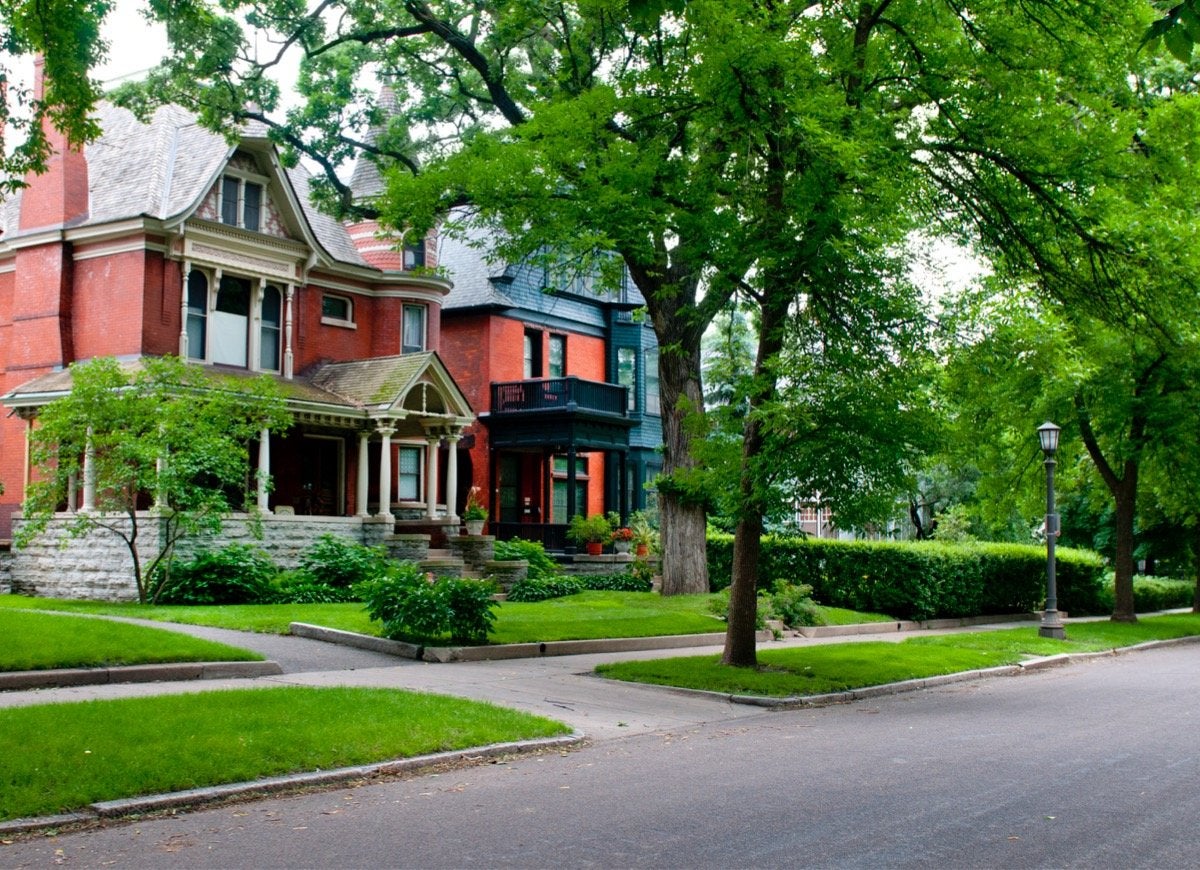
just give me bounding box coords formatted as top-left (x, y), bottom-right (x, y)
top-left (491, 377), bottom-right (628, 417)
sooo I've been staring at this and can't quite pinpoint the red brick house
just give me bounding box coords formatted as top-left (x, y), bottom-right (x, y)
top-left (0, 66), bottom-right (474, 553)
top-left (0, 68), bottom-right (662, 583)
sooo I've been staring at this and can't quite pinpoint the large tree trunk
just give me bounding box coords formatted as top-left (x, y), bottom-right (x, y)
top-left (1111, 471), bottom-right (1138, 622)
top-left (1191, 522), bottom-right (1200, 614)
top-left (653, 298), bottom-right (710, 596)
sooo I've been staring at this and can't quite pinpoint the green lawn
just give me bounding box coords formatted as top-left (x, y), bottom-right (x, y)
top-left (0, 592), bottom-right (727, 644)
top-left (596, 613), bottom-right (1200, 697)
top-left (0, 609), bottom-right (262, 671)
top-left (0, 686), bottom-right (569, 822)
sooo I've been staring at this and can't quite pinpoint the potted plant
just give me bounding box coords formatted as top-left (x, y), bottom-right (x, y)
top-left (611, 525), bottom-right (634, 554)
top-left (462, 486), bottom-right (488, 535)
top-left (568, 513), bottom-right (614, 555)
top-left (630, 510), bottom-right (658, 557)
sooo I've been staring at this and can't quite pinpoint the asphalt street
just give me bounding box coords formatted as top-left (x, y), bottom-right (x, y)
top-left (2, 637), bottom-right (1197, 869)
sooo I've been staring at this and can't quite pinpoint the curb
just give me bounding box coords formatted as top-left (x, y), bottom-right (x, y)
top-left (647, 634), bottom-right (1200, 710)
top-left (795, 612), bottom-right (1041, 638)
top-left (0, 733), bottom-right (583, 836)
top-left (0, 660), bottom-right (283, 692)
top-left (290, 622), bottom-right (772, 663)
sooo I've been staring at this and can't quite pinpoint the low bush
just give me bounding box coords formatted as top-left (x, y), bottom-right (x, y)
top-left (492, 538), bottom-right (562, 580)
top-left (768, 581), bottom-right (822, 627)
top-left (299, 534), bottom-right (390, 588)
top-left (706, 533), bottom-right (1108, 621)
top-left (269, 571), bottom-right (360, 604)
top-left (156, 545), bottom-right (278, 605)
top-left (582, 571), bottom-right (654, 593)
top-left (357, 563), bottom-right (498, 644)
top-left (506, 575), bottom-right (586, 602)
top-left (1127, 575), bottom-right (1195, 613)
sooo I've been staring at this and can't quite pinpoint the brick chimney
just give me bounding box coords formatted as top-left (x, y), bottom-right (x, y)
top-left (10, 54), bottom-right (85, 373)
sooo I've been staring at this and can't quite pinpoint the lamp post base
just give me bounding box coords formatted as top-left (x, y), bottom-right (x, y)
top-left (1038, 610), bottom-right (1066, 640)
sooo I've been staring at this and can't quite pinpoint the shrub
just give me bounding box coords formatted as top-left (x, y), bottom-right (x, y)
top-left (299, 534), bottom-right (390, 588)
top-left (269, 570), bottom-right (360, 604)
top-left (357, 562), bottom-right (498, 644)
top-left (706, 587), bottom-right (768, 629)
top-left (492, 538), bottom-right (561, 580)
top-left (1128, 575), bottom-right (1195, 613)
top-left (706, 533), bottom-right (1108, 621)
top-left (156, 545), bottom-right (279, 605)
top-left (582, 571), bottom-right (654, 593)
top-left (506, 575), bottom-right (586, 602)
top-left (769, 581), bottom-right (822, 627)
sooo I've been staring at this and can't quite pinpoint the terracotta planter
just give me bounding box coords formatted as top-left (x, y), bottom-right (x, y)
top-left (585, 541), bottom-right (603, 556)
top-left (635, 543), bottom-right (649, 557)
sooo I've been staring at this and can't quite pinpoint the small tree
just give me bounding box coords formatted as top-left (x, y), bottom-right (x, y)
top-left (17, 356), bottom-right (290, 603)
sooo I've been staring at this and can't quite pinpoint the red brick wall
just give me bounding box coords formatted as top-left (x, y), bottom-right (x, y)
top-left (70, 247), bottom-right (149, 360)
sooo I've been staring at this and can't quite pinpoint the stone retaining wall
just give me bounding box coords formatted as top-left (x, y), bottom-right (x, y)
top-left (9, 512), bottom-right (383, 601)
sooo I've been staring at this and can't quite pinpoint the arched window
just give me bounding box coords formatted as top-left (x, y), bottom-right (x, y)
top-left (186, 270), bottom-right (208, 360)
top-left (260, 285), bottom-right (282, 371)
top-left (212, 276), bottom-right (251, 367)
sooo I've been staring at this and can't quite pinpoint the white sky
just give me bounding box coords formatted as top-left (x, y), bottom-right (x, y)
top-left (96, 2), bottom-right (169, 86)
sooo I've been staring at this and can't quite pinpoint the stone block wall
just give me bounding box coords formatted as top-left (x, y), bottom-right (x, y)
top-left (9, 512), bottom-right (378, 601)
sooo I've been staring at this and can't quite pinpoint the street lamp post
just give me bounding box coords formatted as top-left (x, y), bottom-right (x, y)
top-left (1038, 421), bottom-right (1066, 640)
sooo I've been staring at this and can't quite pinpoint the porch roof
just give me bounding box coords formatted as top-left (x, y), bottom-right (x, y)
top-left (1, 353), bottom-right (475, 434)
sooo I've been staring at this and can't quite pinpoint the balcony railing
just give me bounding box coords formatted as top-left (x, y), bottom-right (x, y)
top-left (491, 377), bottom-right (628, 417)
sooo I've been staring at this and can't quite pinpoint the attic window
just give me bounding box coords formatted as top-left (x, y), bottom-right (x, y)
top-left (403, 242), bottom-right (425, 270)
top-left (221, 176), bottom-right (264, 232)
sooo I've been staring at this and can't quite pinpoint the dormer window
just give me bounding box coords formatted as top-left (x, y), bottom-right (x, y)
top-left (221, 176), bottom-right (264, 232)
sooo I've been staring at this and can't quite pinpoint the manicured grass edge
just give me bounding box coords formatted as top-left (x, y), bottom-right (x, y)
top-left (598, 635), bottom-right (1200, 710)
top-left (0, 732), bottom-right (582, 836)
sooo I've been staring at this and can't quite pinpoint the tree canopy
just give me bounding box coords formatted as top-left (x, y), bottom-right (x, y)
top-left (18, 356), bottom-right (290, 603)
top-left (0, 0), bottom-right (111, 190)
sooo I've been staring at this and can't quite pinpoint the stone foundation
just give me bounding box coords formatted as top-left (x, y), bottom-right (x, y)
top-left (9, 512), bottom-right (386, 601)
top-left (483, 559), bottom-right (528, 591)
top-left (384, 534), bottom-right (431, 562)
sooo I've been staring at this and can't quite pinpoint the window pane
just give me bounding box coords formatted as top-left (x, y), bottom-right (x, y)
top-left (617, 347), bottom-right (636, 410)
top-left (221, 177), bottom-right (239, 226)
top-left (548, 335), bottom-right (565, 378)
top-left (645, 346), bottom-right (660, 415)
top-left (402, 305), bottom-right (425, 353)
top-left (212, 276), bottom-right (250, 366)
top-left (397, 447), bottom-right (420, 500)
top-left (523, 333), bottom-right (533, 378)
top-left (243, 182), bottom-right (262, 232)
top-left (259, 285), bottom-right (281, 371)
top-left (322, 295), bottom-right (350, 320)
top-left (403, 243), bottom-right (425, 269)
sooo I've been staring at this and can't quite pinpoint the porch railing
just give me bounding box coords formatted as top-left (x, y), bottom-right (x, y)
top-left (491, 377), bottom-right (628, 417)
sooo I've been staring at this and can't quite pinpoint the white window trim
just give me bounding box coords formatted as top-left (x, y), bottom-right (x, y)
top-left (396, 443), bottom-right (424, 503)
top-left (320, 294), bottom-right (357, 329)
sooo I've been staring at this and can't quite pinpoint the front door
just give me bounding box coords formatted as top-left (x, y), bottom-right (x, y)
top-left (300, 436), bottom-right (343, 515)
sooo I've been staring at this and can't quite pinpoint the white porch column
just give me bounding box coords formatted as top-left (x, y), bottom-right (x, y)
top-left (376, 422), bottom-right (395, 520)
top-left (356, 430), bottom-right (370, 517)
top-left (256, 428), bottom-right (270, 512)
top-left (81, 426), bottom-right (96, 511)
top-left (66, 473), bottom-right (77, 514)
top-left (425, 435), bottom-right (440, 519)
top-left (444, 432), bottom-right (460, 523)
top-left (154, 455), bottom-right (166, 510)
top-left (22, 418), bottom-right (32, 492)
top-left (179, 259), bottom-right (191, 358)
top-left (283, 284), bottom-right (295, 380)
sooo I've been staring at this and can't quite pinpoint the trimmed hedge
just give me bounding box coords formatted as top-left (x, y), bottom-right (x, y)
top-left (706, 533), bottom-right (1108, 621)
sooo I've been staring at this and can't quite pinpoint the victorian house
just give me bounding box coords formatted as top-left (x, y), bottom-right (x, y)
top-left (0, 61), bottom-right (473, 557)
top-left (0, 64), bottom-right (663, 588)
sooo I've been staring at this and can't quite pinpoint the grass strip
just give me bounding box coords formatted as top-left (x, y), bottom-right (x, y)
top-left (0, 686), bottom-right (569, 822)
top-left (0, 610), bottom-right (262, 671)
top-left (595, 613), bottom-right (1200, 697)
top-left (0, 592), bottom-right (728, 644)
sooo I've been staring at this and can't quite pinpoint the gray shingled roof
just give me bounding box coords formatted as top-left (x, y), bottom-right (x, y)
top-left (0, 102), bottom-right (371, 271)
top-left (438, 223), bottom-right (517, 310)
